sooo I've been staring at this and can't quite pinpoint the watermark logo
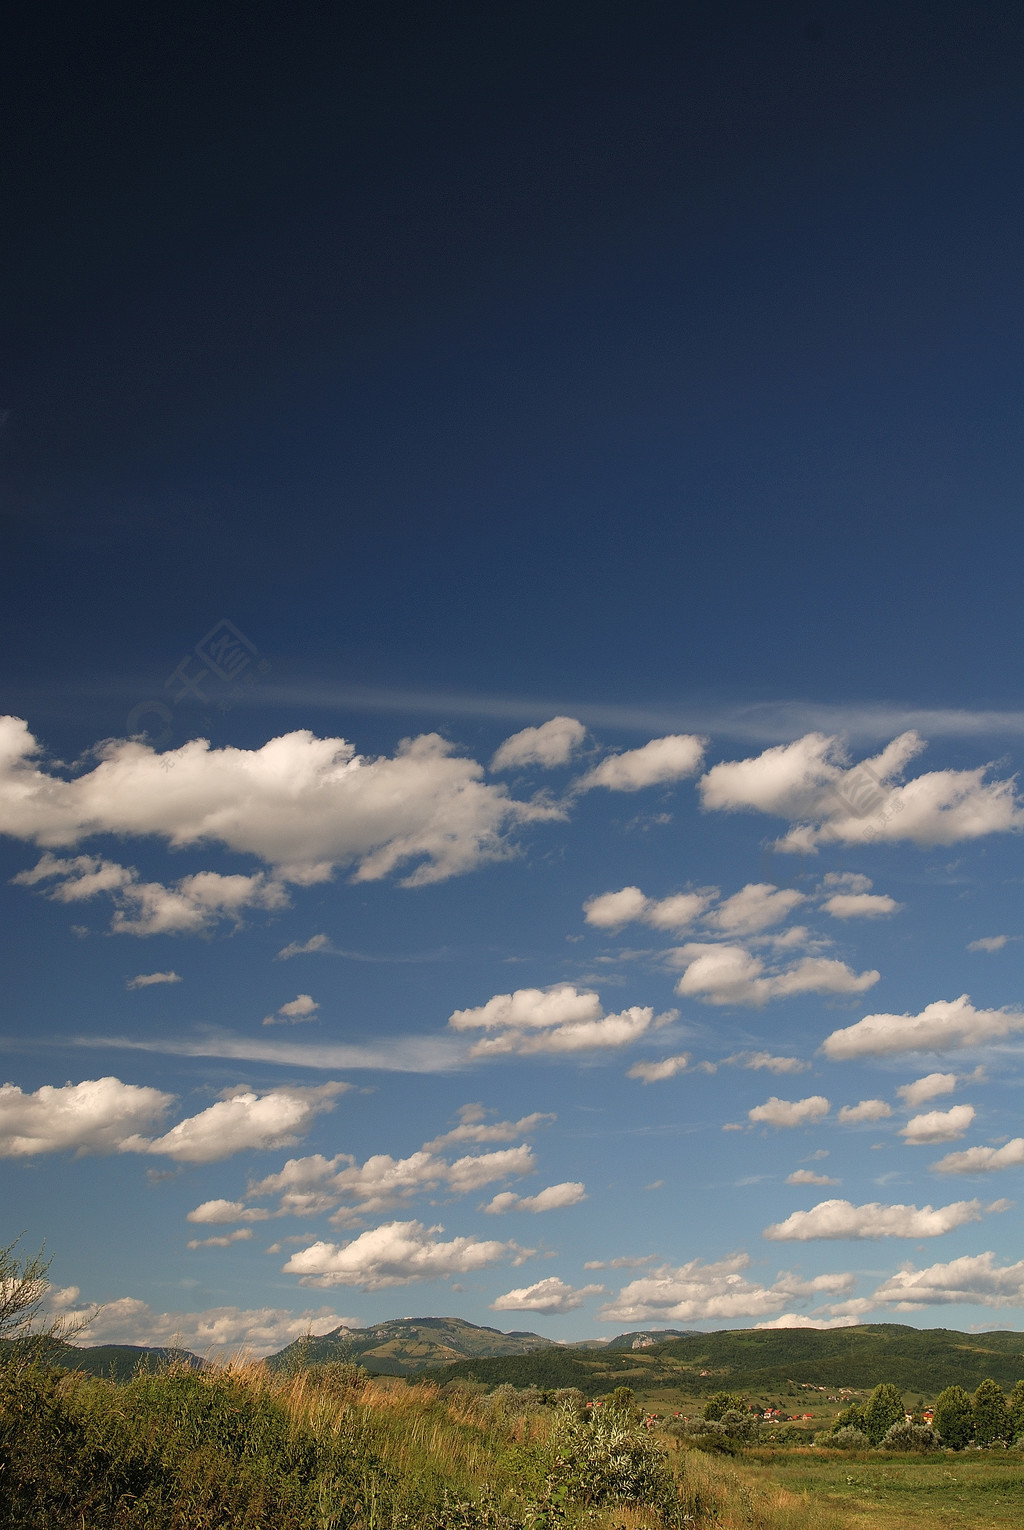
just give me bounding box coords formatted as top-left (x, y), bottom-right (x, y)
top-left (830, 759), bottom-right (887, 820)
top-left (127, 619), bottom-right (270, 748)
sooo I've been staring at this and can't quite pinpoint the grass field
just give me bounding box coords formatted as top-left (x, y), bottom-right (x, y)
top-left (677, 1446), bottom-right (1024, 1530)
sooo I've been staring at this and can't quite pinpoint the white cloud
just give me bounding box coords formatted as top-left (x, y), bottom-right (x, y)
top-left (763, 1197), bottom-right (990, 1241)
top-left (0, 1077), bottom-right (173, 1157)
top-left (822, 893), bottom-right (901, 918)
top-left (424, 1110), bottom-right (555, 1151)
top-left (721, 1052), bottom-right (810, 1074)
top-left (869, 1251), bottom-right (1024, 1310)
top-left (126, 971), bottom-right (181, 989)
top-left (896, 1073), bottom-right (957, 1109)
top-left (748, 1096), bottom-right (830, 1128)
top-left (483, 1182), bottom-right (586, 1214)
top-left (838, 1100), bottom-right (892, 1124)
top-left (932, 1139), bottom-right (1024, 1175)
top-left (822, 873), bottom-right (874, 893)
top-left (69, 1296), bottom-right (352, 1358)
top-left (626, 1054), bottom-right (691, 1083)
top-left (967, 935), bottom-right (1012, 952)
top-left (582, 886), bottom-right (712, 932)
top-left (754, 1314), bottom-right (859, 1329)
top-left (705, 883), bottom-right (806, 935)
top-left (899, 1105), bottom-right (976, 1144)
top-left (0, 717), bottom-right (561, 890)
top-left (187, 1228), bottom-right (253, 1249)
top-left (491, 717), bottom-right (586, 770)
top-left (583, 886), bottom-right (650, 928)
top-left (283, 1220), bottom-right (521, 1289)
top-left (699, 730), bottom-right (1023, 850)
top-left (672, 943), bottom-right (877, 1007)
top-left (15, 853), bottom-right (289, 936)
top-left (786, 1169), bottom-right (839, 1186)
top-left (599, 1254), bottom-right (852, 1324)
top-left (247, 1140), bottom-right (535, 1219)
top-left (822, 995), bottom-right (1024, 1059)
top-left (277, 934), bottom-right (334, 959)
top-left (123, 1083), bottom-right (348, 1163)
top-left (449, 984), bottom-right (664, 1056)
top-left (490, 1277), bottom-right (603, 1313)
top-left (578, 735), bottom-right (706, 792)
top-left (187, 1199), bottom-right (273, 1224)
top-left (263, 993), bottom-right (319, 1026)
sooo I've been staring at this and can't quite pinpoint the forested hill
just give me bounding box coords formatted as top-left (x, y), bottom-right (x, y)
top-left (413, 1324), bottom-right (1024, 1397)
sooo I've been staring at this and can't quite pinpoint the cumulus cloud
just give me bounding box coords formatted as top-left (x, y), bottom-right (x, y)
top-left (705, 883), bottom-right (806, 935)
top-left (932, 1139), bottom-right (1024, 1175)
top-left (577, 735), bottom-right (706, 792)
top-left (123, 1083), bottom-right (348, 1163)
top-left (967, 936), bottom-right (1011, 952)
top-left (0, 1077), bottom-right (173, 1157)
top-left (491, 717), bottom-right (586, 770)
top-left (786, 1169), bottom-right (839, 1186)
top-left (482, 1182), bottom-right (586, 1214)
top-left (721, 1052), bottom-right (810, 1074)
top-left (67, 1296), bottom-right (352, 1358)
top-left (246, 1137), bottom-right (537, 1220)
top-left (449, 984), bottom-right (666, 1057)
top-left (700, 731), bottom-right (1023, 850)
top-left (187, 1199), bottom-right (273, 1224)
top-left (187, 1228), bottom-right (253, 1249)
top-left (626, 1054), bottom-right (691, 1083)
top-left (869, 1251), bottom-right (1024, 1310)
top-left (126, 971), bottom-right (181, 989)
top-left (763, 1197), bottom-right (992, 1241)
top-left (15, 853), bottom-right (289, 936)
top-left (490, 1277), bottom-right (604, 1313)
top-left (822, 995), bottom-right (1024, 1059)
top-left (599, 1254), bottom-right (853, 1324)
top-left (838, 1100), bottom-right (892, 1124)
top-left (754, 1314), bottom-right (859, 1329)
top-left (899, 1105), bottom-right (976, 1143)
top-left (822, 893), bottom-right (902, 918)
top-left (896, 1073), bottom-right (957, 1109)
top-left (0, 717), bottom-right (561, 891)
top-left (748, 1096), bottom-right (830, 1129)
top-left (263, 994), bottom-right (319, 1026)
top-left (283, 1220), bottom-right (522, 1289)
top-left (672, 943), bottom-right (877, 1007)
top-left (424, 1109), bottom-right (555, 1151)
top-left (582, 885), bottom-right (712, 932)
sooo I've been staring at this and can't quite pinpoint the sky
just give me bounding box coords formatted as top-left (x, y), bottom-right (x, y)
top-left (3, 0), bottom-right (1024, 1358)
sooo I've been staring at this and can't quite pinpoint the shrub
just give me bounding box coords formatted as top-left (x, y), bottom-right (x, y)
top-left (547, 1399), bottom-right (676, 1511)
top-left (827, 1426), bottom-right (870, 1450)
top-left (880, 1421), bottom-right (937, 1453)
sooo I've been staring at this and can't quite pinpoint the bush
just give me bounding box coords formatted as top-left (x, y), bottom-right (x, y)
top-left (827, 1426), bottom-right (870, 1450)
top-left (880, 1421), bottom-right (937, 1453)
top-left (547, 1399), bottom-right (676, 1511)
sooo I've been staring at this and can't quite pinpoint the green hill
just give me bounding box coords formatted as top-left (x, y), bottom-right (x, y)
top-left (413, 1324), bottom-right (1024, 1400)
top-left (266, 1315), bottom-right (558, 1376)
top-left (1, 1340), bottom-right (203, 1381)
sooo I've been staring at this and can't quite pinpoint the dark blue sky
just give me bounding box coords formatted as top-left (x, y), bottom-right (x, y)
top-left (4, 3), bottom-right (1024, 1347)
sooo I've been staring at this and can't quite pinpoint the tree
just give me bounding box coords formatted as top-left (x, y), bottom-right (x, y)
top-left (830, 1401), bottom-right (865, 1433)
top-left (934, 1385), bottom-right (973, 1450)
top-left (863, 1383), bottom-right (904, 1446)
top-left (0, 1237), bottom-right (87, 1365)
top-left (973, 1378), bottom-right (1009, 1446)
top-left (1007, 1379), bottom-right (1024, 1441)
top-left (703, 1390), bottom-right (746, 1421)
